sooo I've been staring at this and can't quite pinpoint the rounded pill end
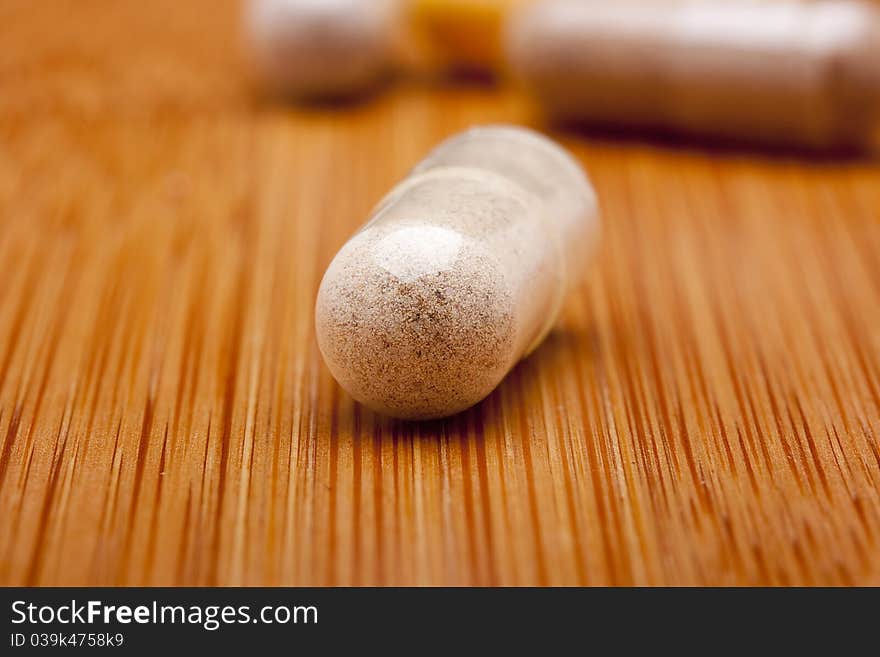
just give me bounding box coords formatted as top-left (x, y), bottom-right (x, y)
top-left (244, 0), bottom-right (395, 99)
top-left (315, 226), bottom-right (518, 420)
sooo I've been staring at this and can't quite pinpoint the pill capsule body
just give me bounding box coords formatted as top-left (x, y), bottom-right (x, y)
top-left (315, 126), bottom-right (599, 419)
top-left (245, 0), bottom-right (398, 98)
top-left (506, 0), bottom-right (880, 149)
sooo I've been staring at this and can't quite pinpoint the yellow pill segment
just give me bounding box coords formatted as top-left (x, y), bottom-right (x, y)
top-left (506, 0), bottom-right (880, 149)
top-left (315, 125), bottom-right (599, 420)
top-left (408, 0), bottom-right (521, 73)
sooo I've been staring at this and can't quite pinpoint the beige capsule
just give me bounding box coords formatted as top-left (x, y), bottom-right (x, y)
top-left (506, 0), bottom-right (880, 149)
top-left (244, 0), bottom-right (399, 98)
top-left (315, 125), bottom-right (599, 419)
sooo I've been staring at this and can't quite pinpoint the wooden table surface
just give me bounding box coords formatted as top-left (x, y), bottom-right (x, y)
top-left (2, 0), bottom-right (880, 586)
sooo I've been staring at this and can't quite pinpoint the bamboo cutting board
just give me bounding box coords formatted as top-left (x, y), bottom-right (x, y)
top-left (1, 0), bottom-right (880, 586)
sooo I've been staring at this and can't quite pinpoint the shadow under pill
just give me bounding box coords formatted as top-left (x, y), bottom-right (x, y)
top-left (249, 76), bottom-right (394, 113)
top-left (352, 325), bottom-right (603, 446)
top-left (552, 120), bottom-right (876, 166)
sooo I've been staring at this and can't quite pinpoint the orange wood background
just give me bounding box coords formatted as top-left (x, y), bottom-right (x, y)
top-left (1, 0), bottom-right (880, 586)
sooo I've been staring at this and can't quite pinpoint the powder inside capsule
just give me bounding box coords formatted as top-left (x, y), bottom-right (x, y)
top-left (315, 125), bottom-right (599, 419)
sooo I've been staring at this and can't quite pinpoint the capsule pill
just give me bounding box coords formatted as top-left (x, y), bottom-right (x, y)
top-left (506, 0), bottom-right (880, 149)
top-left (245, 0), bottom-right (398, 98)
top-left (315, 125), bottom-right (599, 420)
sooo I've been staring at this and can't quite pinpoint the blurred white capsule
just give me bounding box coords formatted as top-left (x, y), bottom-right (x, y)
top-left (245, 0), bottom-right (399, 98)
top-left (506, 0), bottom-right (880, 149)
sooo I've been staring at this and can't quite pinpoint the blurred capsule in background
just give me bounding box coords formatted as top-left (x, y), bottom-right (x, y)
top-left (506, 0), bottom-right (880, 150)
top-left (407, 0), bottom-right (521, 76)
top-left (245, 0), bottom-right (400, 99)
